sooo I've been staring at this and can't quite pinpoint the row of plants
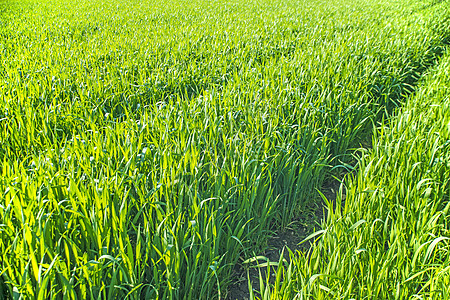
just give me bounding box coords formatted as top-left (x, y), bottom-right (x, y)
top-left (0, 0), bottom-right (448, 298)
top-left (254, 33), bottom-right (450, 300)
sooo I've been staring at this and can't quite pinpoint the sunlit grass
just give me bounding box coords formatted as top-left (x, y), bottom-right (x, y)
top-left (0, 0), bottom-right (449, 298)
top-left (253, 26), bottom-right (450, 300)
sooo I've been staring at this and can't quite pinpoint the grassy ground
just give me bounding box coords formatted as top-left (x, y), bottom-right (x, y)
top-left (255, 46), bottom-right (450, 300)
top-left (0, 0), bottom-right (449, 298)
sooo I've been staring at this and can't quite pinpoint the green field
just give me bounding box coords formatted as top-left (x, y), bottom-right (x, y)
top-left (0, 0), bottom-right (449, 298)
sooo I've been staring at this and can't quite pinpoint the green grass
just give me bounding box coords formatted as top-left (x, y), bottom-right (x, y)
top-left (0, 0), bottom-right (449, 298)
top-left (256, 47), bottom-right (450, 300)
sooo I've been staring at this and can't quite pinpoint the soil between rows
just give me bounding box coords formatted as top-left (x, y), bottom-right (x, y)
top-left (227, 177), bottom-right (346, 300)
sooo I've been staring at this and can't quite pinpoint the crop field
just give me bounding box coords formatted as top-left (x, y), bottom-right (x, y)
top-left (0, 0), bottom-right (449, 298)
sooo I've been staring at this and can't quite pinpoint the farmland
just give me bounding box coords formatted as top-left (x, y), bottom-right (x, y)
top-left (0, 0), bottom-right (449, 298)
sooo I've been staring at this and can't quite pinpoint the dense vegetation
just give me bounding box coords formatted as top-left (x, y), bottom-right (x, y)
top-left (256, 49), bottom-right (450, 300)
top-left (0, 0), bottom-right (448, 298)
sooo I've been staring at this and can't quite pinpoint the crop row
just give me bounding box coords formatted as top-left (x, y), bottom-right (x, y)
top-left (0, 0), bottom-right (449, 298)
